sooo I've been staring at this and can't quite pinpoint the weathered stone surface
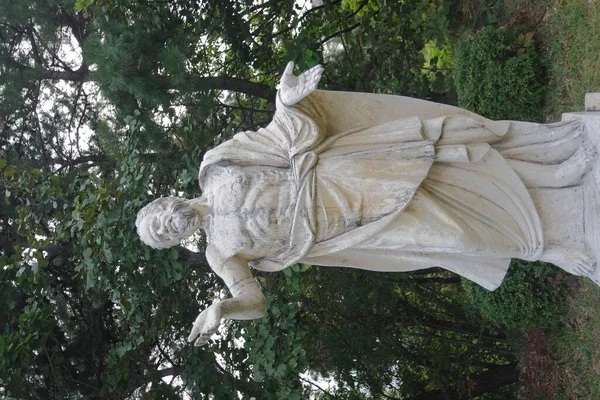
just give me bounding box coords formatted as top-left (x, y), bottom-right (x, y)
top-left (585, 93), bottom-right (600, 111)
top-left (136, 64), bottom-right (600, 345)
top-left (563, 109), bottom-right (600, 284)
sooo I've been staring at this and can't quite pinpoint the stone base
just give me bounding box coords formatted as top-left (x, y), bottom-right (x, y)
top-left (529, 187), bottom-right (586, 250)
top-left (562, 111), bottom-right (600, 283)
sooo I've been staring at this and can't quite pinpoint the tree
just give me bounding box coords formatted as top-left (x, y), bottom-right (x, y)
top-left (1, 0), bottom-right (525, 398)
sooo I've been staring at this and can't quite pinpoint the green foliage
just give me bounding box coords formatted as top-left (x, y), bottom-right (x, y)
top-left (320, 0), bottom-right (454, 99)
top-left (542, 0), bottom-right (600, 119)
top-left (549, 282), bottom-right (600, 399)
top-left (454, 26), bottom-right (545, 121)
top-left (298, 267), bottom-right (516, 399)
top-left (74, 0), bottom-right (94, 12)
top-left (462, 260), bottom-right (570, 331)
top-left (1, 0), bottom-right (565, 398)
top-left (240, 265), bottom-right (309, 400)
top-left (423, 40), bottom-right (456, 101)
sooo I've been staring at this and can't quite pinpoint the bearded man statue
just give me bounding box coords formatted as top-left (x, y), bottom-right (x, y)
top-left (137, 62), bottom-right (599, 345)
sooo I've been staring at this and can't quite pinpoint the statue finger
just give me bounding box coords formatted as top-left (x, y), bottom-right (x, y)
top-left (283, 61), bottom-right (295, 77)
top-left (188, 330), bottom-right (200, 343)
top-left (309, 65), bottom-right (324, 82)
top-left (187, 314), bottom-right (206, 342)
top-left (193, 326), bottom-right (218, 346)
top-left (194, 334), bottom-right (210, 346)
top-left (188, 325), bottom-right (202, 343)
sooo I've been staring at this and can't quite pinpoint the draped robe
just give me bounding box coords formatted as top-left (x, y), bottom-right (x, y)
top-left (199, 90), bottom-right (545, 290)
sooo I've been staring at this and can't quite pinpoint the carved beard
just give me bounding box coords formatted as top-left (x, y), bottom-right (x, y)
top-left (168, 205), bottom-right (201, 237)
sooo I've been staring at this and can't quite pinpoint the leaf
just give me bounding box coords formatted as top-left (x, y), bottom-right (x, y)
top-left (104, 248), bottom-right (113, 262)
top-left (4, 165), bottom-right (16, 178)
top-left (74, 0), bottom-right (95, 12)
top-left (524, 31), bottom-right (534, 47)
top-left (0, 159), bottom-right (6, 169)
top-left (121, 299), bottom-right (132, 313)
top-left (253, 370), bottom-right (264, 382)
top-left (86, 271), bottom-right (95, 289)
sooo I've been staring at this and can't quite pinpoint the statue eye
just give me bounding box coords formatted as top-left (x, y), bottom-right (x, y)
top-left (151, 217), bottom-right (161, 231)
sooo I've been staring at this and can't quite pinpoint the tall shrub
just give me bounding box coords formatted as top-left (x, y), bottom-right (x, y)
top-left (454, 26), bottom-right (545, 121)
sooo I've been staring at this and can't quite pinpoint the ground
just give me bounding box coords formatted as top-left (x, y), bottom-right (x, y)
top-left (520, 0), bottom-right (600, 397)
top-left (458, 0), bottom-right (600, 397)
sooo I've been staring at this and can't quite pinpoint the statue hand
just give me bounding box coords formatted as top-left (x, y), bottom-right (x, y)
top-left (279, 61), bottom-right (324, 106)
top-left (187, 301), bottom-right (222, 346)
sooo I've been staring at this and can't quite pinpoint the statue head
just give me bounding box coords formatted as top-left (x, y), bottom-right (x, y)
top-left (136, 196), bottom-right (204, 249)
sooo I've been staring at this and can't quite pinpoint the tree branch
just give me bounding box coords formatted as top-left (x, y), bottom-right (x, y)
top-left (268, 0), bottom-right (343, 39)
top-left (300, 376), bottom-right (335, 399)
top-left (153, 366), bottom-right (184, 380)
top-left (173, 75), bottom-right (276, 102)
top-left (405, 363), bottom-right (519, 400)
top-left (40, 67), bottom-right (90, 82)
top-left (318, 22), bottom-right (361, 46)
top-left (36, 67), bottom-right (277, 101)
top-left (177, 247), bottom-right (210, 270)
top-left (25, 27), bottom-right (44, 68)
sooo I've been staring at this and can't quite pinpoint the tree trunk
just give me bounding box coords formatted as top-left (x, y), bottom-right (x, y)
top-left (407, 363), bottom-right (519, 400)
top-left (38, 67), bottom-right (277, 101)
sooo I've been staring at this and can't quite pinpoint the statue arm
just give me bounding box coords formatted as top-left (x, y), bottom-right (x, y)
top-left (188, 246), bottom-right (267, 346)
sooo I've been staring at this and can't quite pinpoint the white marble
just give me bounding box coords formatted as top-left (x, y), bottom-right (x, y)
top-left (562, 111), bottom-right (600, 284)
top-left (136, 63), bottom-right (600, 345)
top-left (585, 93), bottom-right (600, 111)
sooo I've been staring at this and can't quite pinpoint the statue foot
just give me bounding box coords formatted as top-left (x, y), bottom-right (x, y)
top-left (540, 247), bottom-right (597, 276)
top-left (553, 144), bottom-right (597, 186)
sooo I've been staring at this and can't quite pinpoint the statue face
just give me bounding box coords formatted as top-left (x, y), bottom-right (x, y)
top-left (137, 211), bottom-right (183, 249)
top-left (136, 196), bottom-right (205, 249)
top-left (137, 207), bottom-right (201, 249)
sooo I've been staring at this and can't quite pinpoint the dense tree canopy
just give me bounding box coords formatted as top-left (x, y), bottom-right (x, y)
top-left (1, 0), bottom-right (533, 398)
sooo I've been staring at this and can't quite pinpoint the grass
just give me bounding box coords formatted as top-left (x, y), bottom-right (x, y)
top-left (542, 0), bottom-right (600, 120)
top-left (528, 0), bottom-right (600, 396)
top-left (455, 0), bottom-right (600, 397)
top-left (552, 282), bottom-right (600, 399)
top-left (514, 281), bottom-right (600, 399)
top-left (457, 0), bottom-right (600, 119)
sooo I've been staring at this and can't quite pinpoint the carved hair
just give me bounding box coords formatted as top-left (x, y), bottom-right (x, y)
top-left (136, 196), bottom-right (201, 249)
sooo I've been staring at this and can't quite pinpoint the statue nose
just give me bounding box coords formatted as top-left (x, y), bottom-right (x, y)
top-left (157, 220), bottom-right (169, 235)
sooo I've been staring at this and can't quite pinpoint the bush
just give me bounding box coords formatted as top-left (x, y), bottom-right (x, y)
top-left (454, 26), bottom-right (545, 121)
top-left (462, 260), bottom-right (571, 331)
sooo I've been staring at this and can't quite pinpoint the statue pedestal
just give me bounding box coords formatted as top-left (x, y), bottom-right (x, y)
top-left (563, 108), bottom-right (600, 283)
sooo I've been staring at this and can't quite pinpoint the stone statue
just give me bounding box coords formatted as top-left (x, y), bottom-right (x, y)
top-left (136, 62), bottom-right (600, 346)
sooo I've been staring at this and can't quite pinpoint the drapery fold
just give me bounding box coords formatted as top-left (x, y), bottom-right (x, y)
top-left (199, 91), bottom-right (544, 290)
